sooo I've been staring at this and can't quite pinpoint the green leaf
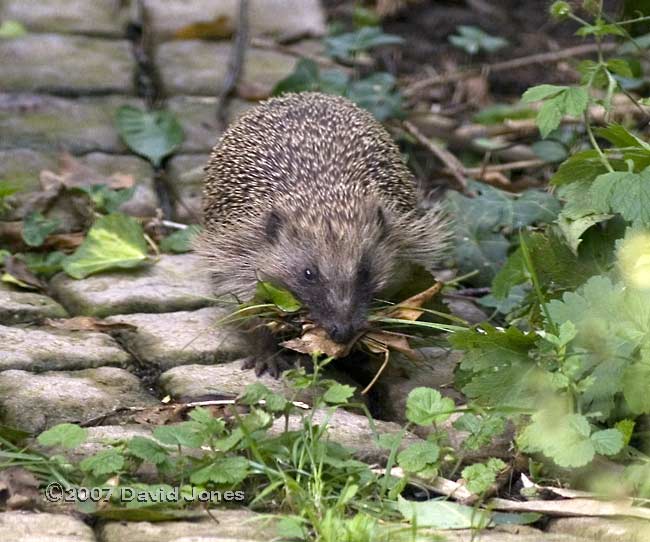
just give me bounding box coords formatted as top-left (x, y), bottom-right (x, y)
top-left (116, 106), bottom-right (184, 167)
top-left (255, 281), bottom-right (302, 312)
top-left (537, 99), bottom-right (564, 138)
top-left (189, 456), bottom-right (249, 485)
top-left (519, 412), bottom-right (596, 468)
top-left (397, 495), bottom-right (491, 529)
top-left (397, 441), bottom-right (440, 473)
top-left (596, 123), bottom-right (650, 152)
top-left (22, 212), bottom-right (60, 247)
top-left (323, 383), bottom-right (356, 404)
top-left (153, 423), bottom-right (204, 448)
top-left (272, 58), bottom-right (320, 95)
top-left (551, 149), bottom-right (609, 186)
top-left (532, 140), bottom-right (568, 163)
top-left (127, 437), bottom-right (170, 465)
top-left (590, 168), bottom-right (650, 226)
top-left (22, 251), bottom-right (66, 277)
top-left (623, 357), bottom-right (650, 414)
top-left (37, 423), bottom-right (88, 449)
top-left (160, 225), bottom-right (201, 253)
top-left (461, 458), bottom-right (506, 494)
top-left (473, 103), bottom-right (535, 125)
top-left (0, 20), bottom-right (27, 38)
top-left (557, 212), bottom-right (612, 254)
top-left (405, 387), bottom-right (455, 426)
top-left (522, 84), bottom-right (566, 103)
top-left (346, 72), bottom-right (403, 121)
top-left (563, 87), bottom-right (589, 117)
top-left (449, 25), bottom-right (508, 55)
top-left (324, 26), bottom-right (404, 61)
top-left (80, 449), bottom-right (125, 476)
top-left (63, 213), bottom-right (149, 279)
top-left (590, 429), bottom-right (624, 455)
top-left (72, 184), bottom-right (136, 214)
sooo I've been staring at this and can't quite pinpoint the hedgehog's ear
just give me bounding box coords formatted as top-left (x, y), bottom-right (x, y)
top-left (265, 209), bottom-right (283, 244)
top-left (375, 205), bottom-right (390, 241)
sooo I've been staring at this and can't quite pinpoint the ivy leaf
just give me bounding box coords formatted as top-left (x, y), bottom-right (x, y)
top-left (346, 72), bottom-right (403, 121)
top-left (22, 212), bottom-right (60, 247)
top-left (405, 387), bottom-right (455, 426)
top-left (324, 26), bottom-right (404, 61)
top-left (160, 225), bottom-right (201, 253)
top-left (63, 213), bottom-right (149, 279)
top-left (116, 106), bottom-right (184, 167)
top-left (37, 423), bottom-right (88, 449)
top-left (449, 25), bottom-right (508, 55)
top-left (397, 441), bottom-right (440, 473)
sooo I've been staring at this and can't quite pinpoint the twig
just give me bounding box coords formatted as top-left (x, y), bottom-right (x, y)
top-left (404, 42), bottom-right (618, 97)
top-left (361, 349), bottom-right (390, 395)
top-left (462, 159), bottom-right (548, 177)
top-left (216, 0), bottom-right (249, 128)
top-left (403, 120), bottom-right (469, 193)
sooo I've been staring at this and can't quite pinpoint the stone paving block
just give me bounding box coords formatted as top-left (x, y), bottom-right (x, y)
top-left (157, 41), bottom-right (296, 96)
top-left (0, 367), bottom-right (157, 433)
top-left (50, 254), bottom-right (216, 317)
top-left (0, 34), bottom-right (135, 95)
top-left (0, 94), bottom-right (143, 153)
top-left (166, 97), bottom-right (252, 153)
top-left (143, 0), bottom-right (326, 42)
top-left (166, 153), bottom-right (209, 222)
top-left (0, 323), bottom-right (130, 372)
top-left (0, 511), bottom-right (97, 542)
top-left (99, 508), bottom-right (267, 542)
top-left (548, 516), bottom-right (650, 541)
top-left (0, 282), bottom-right (68, 325)
top-left (160, 360), bottom-right (284, 399)
top-left (1, 0), bottom-right (129, 37)
top-left (105, 307), bottom-right (249, 370)
top-left (0, 148), bottom-right (57, 193)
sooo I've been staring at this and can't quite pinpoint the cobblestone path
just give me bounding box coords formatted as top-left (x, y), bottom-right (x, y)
top-left (0, 1), bottom-right (638, 540)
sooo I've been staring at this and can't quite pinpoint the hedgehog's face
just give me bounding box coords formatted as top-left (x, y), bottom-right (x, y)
top-left (258, 202), bottom-right (397, 344)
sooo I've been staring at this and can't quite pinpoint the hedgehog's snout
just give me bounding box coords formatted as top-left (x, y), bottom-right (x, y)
top-left (326, 322), bottom-right (358, 344)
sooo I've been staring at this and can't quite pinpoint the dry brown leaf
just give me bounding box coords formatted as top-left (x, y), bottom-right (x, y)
top-left (174, 15), bottom-right (233, 40)
top-left (362, 331), bottom-right (424, 362)
top-left (384, 281), bottom-right (443, 321)
top-left (44, 316), bottom-right (138, 333)
top-left (39, 153), bottom-right (135, 191)
top-left (281, 326), bottom-right (352, 358)
top-left (2, 255), bottom-right (45, 290)
top-left (42, 232), bottom-right (85, 251)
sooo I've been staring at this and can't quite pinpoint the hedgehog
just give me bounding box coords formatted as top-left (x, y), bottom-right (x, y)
top-left (195, 92), bottom-right (450, 376)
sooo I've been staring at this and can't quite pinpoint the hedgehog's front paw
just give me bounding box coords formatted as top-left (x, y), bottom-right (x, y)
top-left (240, 352), bottom-right (297, 378)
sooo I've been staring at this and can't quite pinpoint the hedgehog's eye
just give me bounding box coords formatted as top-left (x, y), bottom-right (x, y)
top-left (303, 268), bottom-right (317, 282)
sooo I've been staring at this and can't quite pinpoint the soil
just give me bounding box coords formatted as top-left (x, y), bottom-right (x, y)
top-left (324, 0), bottom-right (626, 97)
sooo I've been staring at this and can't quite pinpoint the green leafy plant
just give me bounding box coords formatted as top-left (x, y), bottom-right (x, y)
top-left (449, 25), bottom-right (509, 55)
top-left (116, 106), bottom-right (184, 167)
top-left (324, 26), bottom-right (404, 62)
top-left (63, 213), bottom-right (150, 279)
top-left (273, 59), bottom-right (403, 121)
top-left (22, 212), bottom-right (61, 247)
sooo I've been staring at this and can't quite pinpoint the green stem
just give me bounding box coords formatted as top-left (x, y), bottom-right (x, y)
top-left (584, 110), bottom-right (614, 172)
